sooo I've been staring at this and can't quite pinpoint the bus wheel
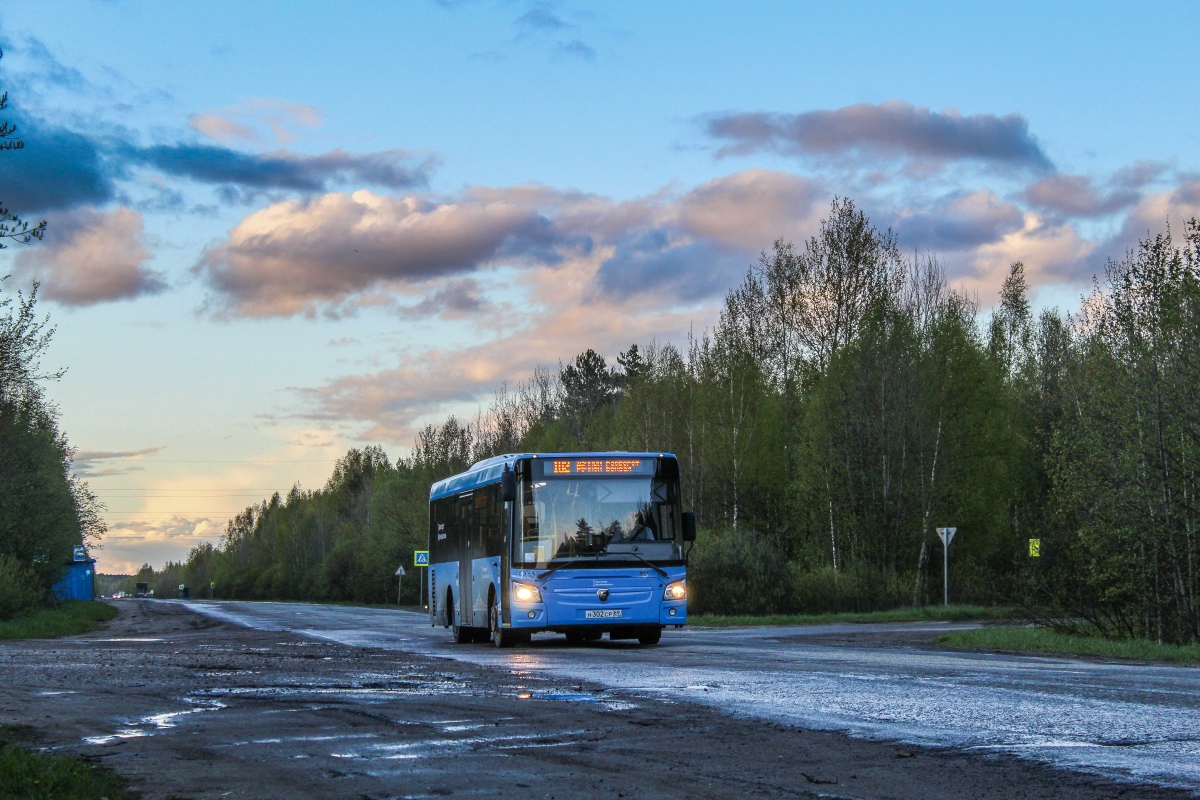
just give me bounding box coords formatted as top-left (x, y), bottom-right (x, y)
top-left (490, 601), bottom-right (517, 648)
top-left (637, 626), bottom-right (662, 646)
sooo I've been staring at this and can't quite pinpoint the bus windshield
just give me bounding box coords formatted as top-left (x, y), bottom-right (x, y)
top-left (517, 473), bottom-right (681, 567)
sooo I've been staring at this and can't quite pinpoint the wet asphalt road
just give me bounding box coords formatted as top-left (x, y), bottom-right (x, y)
top-left (185, 600), bottom-right (1200, 792)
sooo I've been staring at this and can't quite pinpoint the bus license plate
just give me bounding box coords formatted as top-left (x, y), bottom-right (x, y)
top-left (585, 609), bottom-right (623, 619)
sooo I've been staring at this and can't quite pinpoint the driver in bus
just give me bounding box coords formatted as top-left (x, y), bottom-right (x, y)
top-left (612, 511), bottom-right (656, 543)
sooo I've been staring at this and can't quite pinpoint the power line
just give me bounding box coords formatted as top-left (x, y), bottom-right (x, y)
top-left (83, 459), bottom-right (341, 464)
top-left (93, 491), bottom-right (274, 496)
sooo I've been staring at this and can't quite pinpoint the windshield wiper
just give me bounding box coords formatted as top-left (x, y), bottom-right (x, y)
top-left (623, 551), bottom-right (668, 577)
top-left (538, 558), bottom-right (595, 581)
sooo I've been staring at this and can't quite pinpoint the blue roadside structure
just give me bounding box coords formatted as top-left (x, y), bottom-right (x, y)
top-left (52, 558), bottom-right (96, 601)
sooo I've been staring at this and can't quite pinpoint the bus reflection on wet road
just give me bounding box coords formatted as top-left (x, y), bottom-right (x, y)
top-left (185, 600), bottom-right (1200, 792)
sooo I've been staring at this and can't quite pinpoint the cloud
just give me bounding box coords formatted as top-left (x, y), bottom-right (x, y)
top-left (705, 100), bottom-right (1053, 170)
top-left (593, 170), bottom-right (825, 300)
top-left (189, 98), bottom-right (323, 146)
top-left (195, 189), bottom-right (559, 317)
top-left (194, 171), bottom-right (829, 318)
top-left (398, 278), bottom-right (489, 318)
top-left (98, 516), bottom-right (224, 574)
top-left (555, 40), bottom-right (597, 61)
top-left (72, 446), bottom-right (164, 477)
top-left (511, 6), bottom-right (596, 61)
top-left (299, 296), bottom-right (705, 443)
top-left (890, 190), bottom-right (1025, 251)
top-left (0, 119), bottom-right (114, 212)
top-left (188, 115), bottom-right (257, 144)
top-left (1023, 174), bottom-right (1142, 218)
top-left (1094, 178), bottom-right (1200, 268)
top-left (130, 144), bottom-right (434, 199)
top-left (14, 207), bottom-right (165, 305)
top-left (15, 37), bottom-right (92, 93)
top-left (969, 211), bottom-right (1094, 289)
top-left (594, 234), bottom-right (740, 301)
top-left (0, 113), bottom-right (435, 213)
top-left (515, 8), bottom-right (567, 31)
top-left (678, 169), bottom-right (824, 247)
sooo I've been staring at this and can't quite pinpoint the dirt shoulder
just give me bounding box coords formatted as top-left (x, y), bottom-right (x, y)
top-left (0, 600), bottom-right (1187, 800)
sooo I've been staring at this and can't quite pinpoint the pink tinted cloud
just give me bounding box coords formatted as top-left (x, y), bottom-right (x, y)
top-left (195, 190), bottom-right (554, 317)
top-left (707, 100), bottom-right (1052, 170)
top-left (189, 98), bottom-right (323, 146)
top-left (302, 301), bottom-right (704, 444)
top-left (195, 171), bottom-right (828, 318)
top-left (14, 207), bottom-right (165, 305)
top-left (679, 169), bottom-right (824, 247)
top-left (1023, 174), bottom-right (1142, 218)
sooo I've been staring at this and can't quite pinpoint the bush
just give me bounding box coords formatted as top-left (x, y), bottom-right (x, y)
top-left (790, 565), bottom-right (911, 614)
top-left (688, 528), bottom-right (795, 615)
top-left (689, 528), bottom-right (915, 616)
top-left (0, 555), bottom-right (42, 621)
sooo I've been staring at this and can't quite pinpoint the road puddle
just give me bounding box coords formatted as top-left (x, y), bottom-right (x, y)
top-left (515, 689), bottom-right (638, 710)
top-left (83, 698), bottom-right (227, 746)
top-left (326, 728), bottom-right (594, 761)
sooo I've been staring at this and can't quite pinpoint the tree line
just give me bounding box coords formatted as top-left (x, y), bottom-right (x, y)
top-left (130, 199), bottom-right (1200, 645)
top-left (0, 51), bottom-right (101, 621)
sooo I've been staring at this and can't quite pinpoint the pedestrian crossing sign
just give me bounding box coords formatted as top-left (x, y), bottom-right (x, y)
top-left (414, 550), bottom-right (429, 566)
top-left (1029, 538), bottom-right (1041, 557)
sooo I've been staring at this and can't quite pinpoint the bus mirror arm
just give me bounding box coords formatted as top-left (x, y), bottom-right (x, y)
top-left (682, 511), bottom-right (696, 543)
top-left (501, 467), bottom-right (517, 503)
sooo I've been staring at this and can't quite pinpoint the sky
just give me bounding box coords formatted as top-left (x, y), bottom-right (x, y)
top-left (1, 1), bottom-right (1198, 574)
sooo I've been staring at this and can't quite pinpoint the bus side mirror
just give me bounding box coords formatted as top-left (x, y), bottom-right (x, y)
top-left (681, 512), bottom-right (696, 542)
top-left (501, 469), bottom-right (517, 502)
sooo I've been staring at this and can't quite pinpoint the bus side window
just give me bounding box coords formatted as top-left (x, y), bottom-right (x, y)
top-left (457, 495), bottom-right (472, 547)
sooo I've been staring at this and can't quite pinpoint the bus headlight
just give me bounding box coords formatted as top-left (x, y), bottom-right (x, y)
top-left (664, 581), bottom-right (686, 601)
top-left (512, 582), bottom-right (542, 603)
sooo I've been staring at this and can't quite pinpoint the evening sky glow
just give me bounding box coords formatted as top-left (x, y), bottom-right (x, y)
top-left (1, 0), bottom-right (1197, 573)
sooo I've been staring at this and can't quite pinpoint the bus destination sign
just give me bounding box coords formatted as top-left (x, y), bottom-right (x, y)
top-left (543, 458), bottom-right (653, 476)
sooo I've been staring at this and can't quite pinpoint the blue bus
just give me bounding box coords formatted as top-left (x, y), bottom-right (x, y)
top-left (428, 452), bottom-right (695, 647)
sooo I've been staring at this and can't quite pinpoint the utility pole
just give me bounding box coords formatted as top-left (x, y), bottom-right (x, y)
top-left (936, 528), bottom-right (956, 606)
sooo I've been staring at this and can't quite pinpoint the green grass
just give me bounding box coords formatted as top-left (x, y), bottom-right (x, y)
top-left (0, 601), bottom-right (117, 641)
top-left (689, 604), bottom-right (1017, 627)
top-left (938, 625), bottom-right (1200, 664)
top-left (0, 741), bottom-right (133, 800)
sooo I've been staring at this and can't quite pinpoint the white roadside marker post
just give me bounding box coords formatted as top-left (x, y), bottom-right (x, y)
top-left (936, 527), bottom-right (957, 606)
